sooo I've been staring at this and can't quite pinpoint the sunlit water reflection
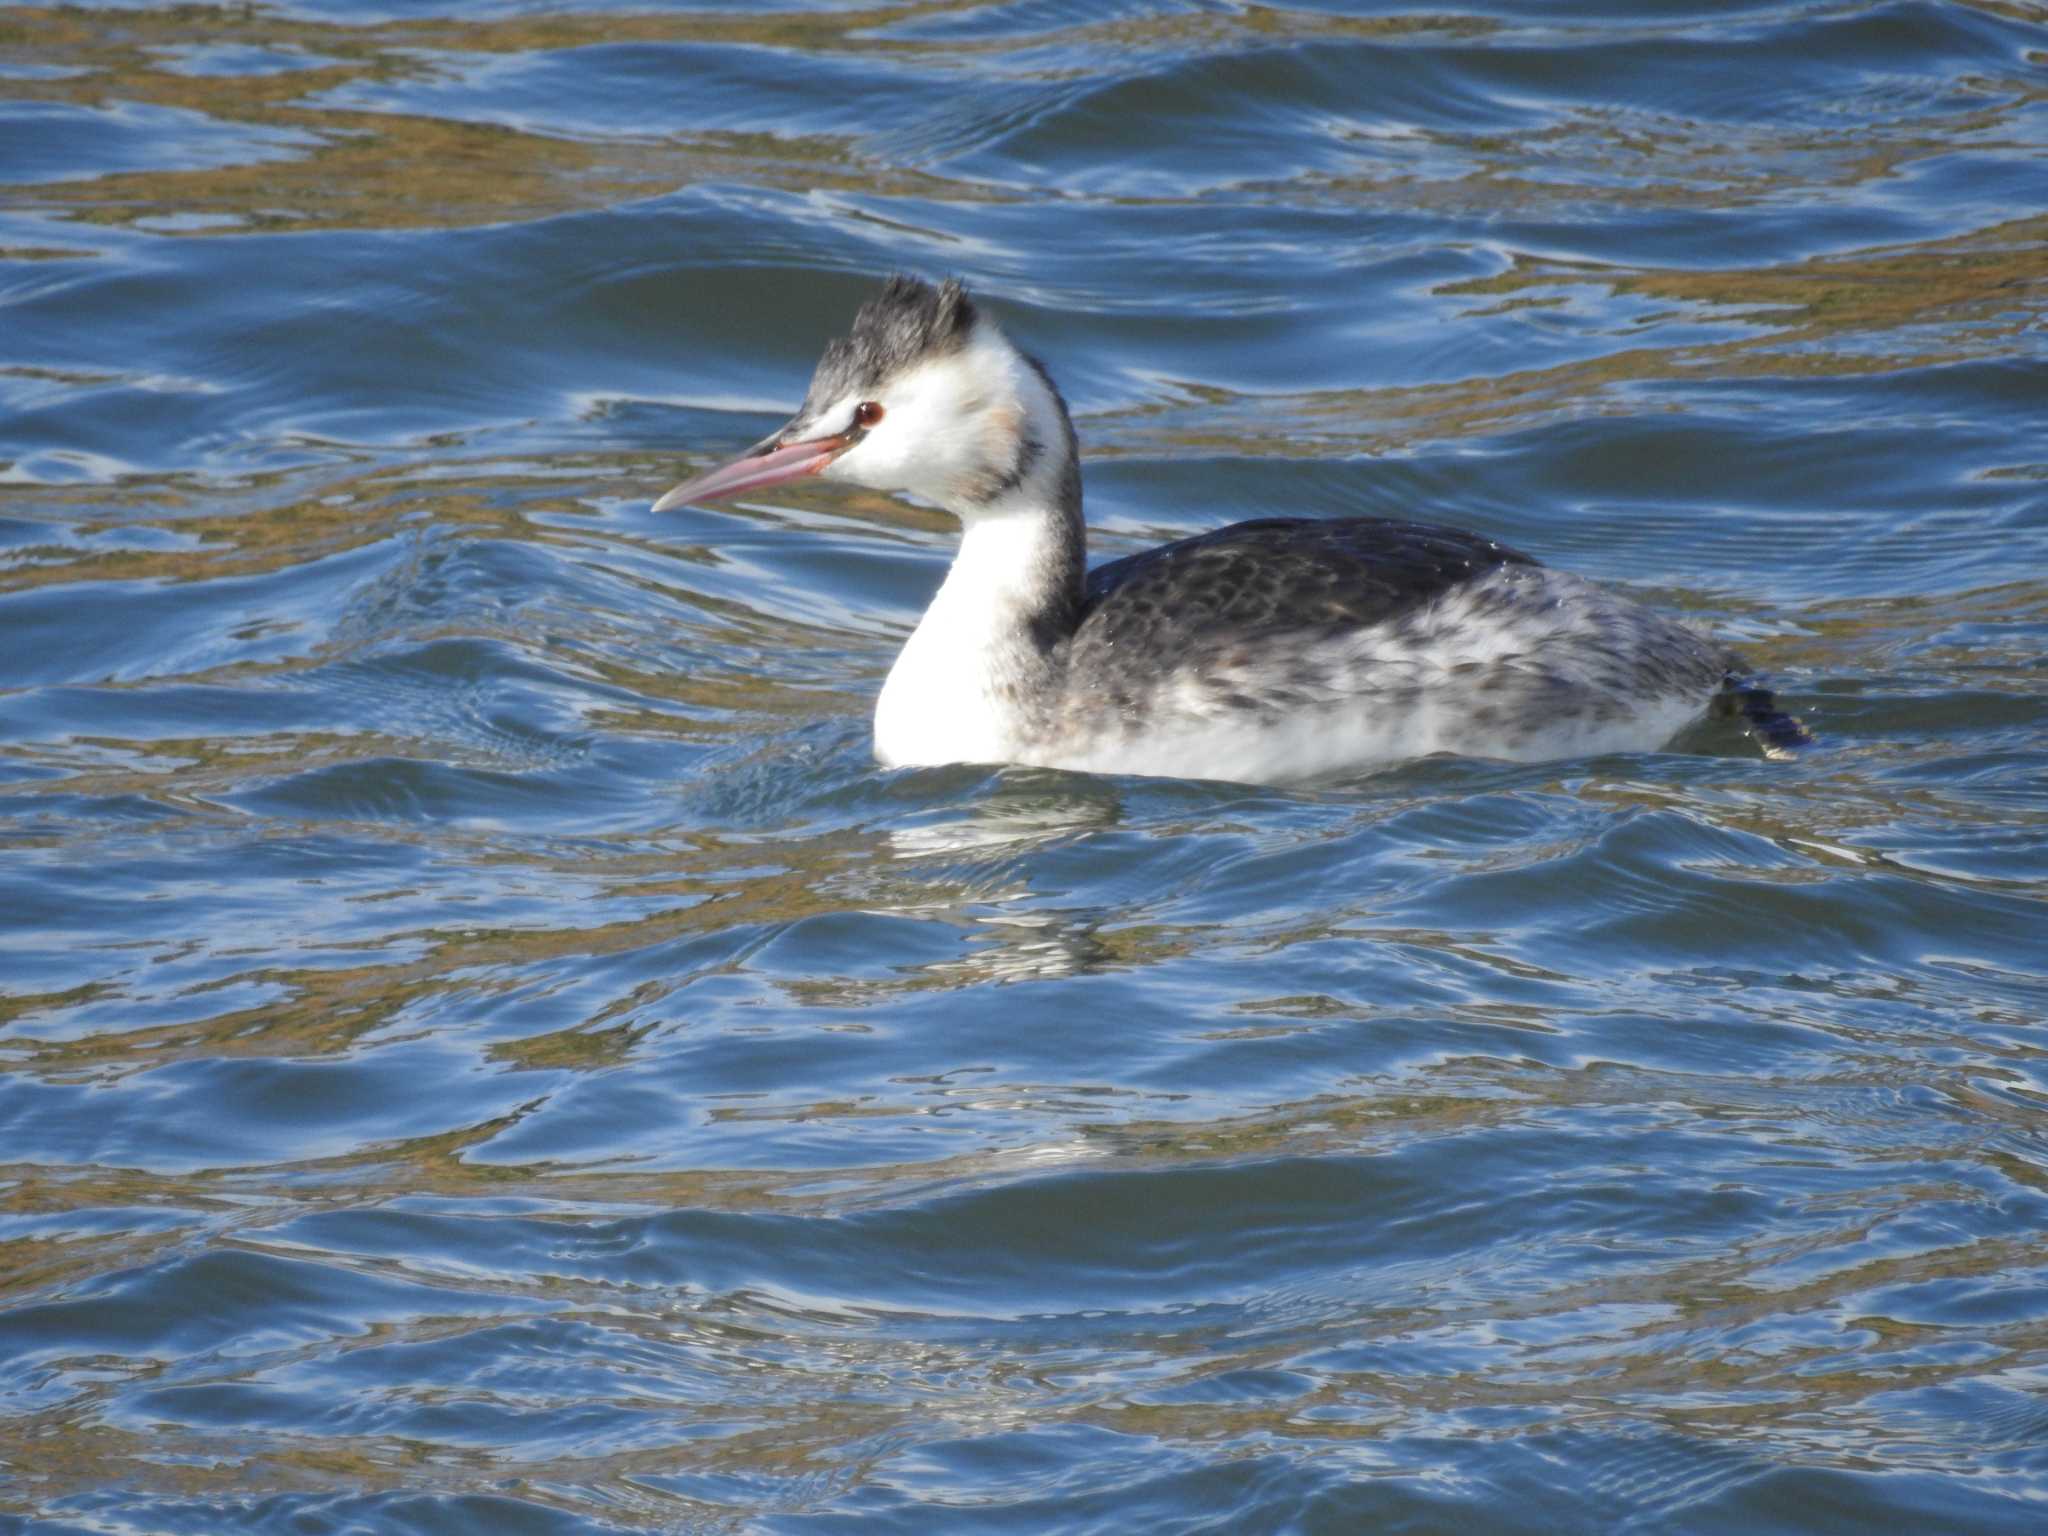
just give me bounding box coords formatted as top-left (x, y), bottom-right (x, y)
top-left (3, 2), bottom-right (2046, 1530)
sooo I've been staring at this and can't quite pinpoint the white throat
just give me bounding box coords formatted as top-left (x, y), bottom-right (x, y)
top-left (873, 508), bottom-right (1076, 769)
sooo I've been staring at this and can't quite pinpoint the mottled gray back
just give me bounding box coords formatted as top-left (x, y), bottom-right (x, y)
top-left (801, 276), bottom-right (977, 416)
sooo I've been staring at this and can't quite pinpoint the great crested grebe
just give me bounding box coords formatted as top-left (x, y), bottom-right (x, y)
top-left (653, 276), bottom-right (1801, 784)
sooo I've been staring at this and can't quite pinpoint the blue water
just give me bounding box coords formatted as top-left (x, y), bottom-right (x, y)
top-left (3, 2), bottom-right (2047, 1530)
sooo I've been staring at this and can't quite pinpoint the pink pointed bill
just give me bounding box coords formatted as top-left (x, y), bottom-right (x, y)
top-left (651, 433), bottom-right (845, 513)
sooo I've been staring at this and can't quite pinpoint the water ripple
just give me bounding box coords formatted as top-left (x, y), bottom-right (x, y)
top-left (3, 0), bottom-right (2047, 1530)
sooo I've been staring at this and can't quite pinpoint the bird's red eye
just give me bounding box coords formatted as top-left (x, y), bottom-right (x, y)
top-left (854, 400), bottom-right (884, 429)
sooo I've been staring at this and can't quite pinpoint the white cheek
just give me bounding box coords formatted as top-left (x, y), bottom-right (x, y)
top-left (829, 431), bottom-right (905, 491)
top-left (830, 375), bottom-right (976, 496)
top-left (824, 335), bottom-right (1029, 503)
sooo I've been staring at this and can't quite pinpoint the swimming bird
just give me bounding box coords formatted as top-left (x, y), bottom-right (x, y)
top-left (653, 276), bottom-right (1801, 784)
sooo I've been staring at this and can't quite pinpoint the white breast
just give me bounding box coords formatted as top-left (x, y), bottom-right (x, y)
top-left (874, 626), bottom-right (1015, 767)
top-left (873, 511), bottom-right (1065, 769)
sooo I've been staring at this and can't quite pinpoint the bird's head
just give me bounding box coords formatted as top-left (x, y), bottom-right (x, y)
top-left (654, 275), bottom-right (1075, 521)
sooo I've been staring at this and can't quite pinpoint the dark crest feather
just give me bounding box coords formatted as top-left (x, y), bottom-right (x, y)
top-left (802, 275), bottom-right (978, 414)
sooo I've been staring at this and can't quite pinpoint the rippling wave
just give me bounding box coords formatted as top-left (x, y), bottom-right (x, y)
top-left (3, 1), bottom-right (2046, 1529)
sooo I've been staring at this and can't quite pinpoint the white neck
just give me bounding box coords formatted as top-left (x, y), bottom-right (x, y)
top-left (873, 505), bottom-right (1080, 768)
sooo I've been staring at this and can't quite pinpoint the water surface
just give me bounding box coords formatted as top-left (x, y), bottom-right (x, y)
top-left (3, 1), bottom-right (2047, 1530)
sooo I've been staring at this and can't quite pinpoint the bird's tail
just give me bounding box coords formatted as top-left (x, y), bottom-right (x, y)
top-left (1713, 675), bottom-right (1812, 760)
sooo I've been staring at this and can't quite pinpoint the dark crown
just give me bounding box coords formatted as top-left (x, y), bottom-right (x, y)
top-left (804, 275), bottom-right (979, 407)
